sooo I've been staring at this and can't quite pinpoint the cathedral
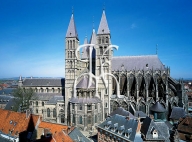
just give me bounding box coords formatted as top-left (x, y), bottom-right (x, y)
top-left (18, 10), bottom-right (188, 131)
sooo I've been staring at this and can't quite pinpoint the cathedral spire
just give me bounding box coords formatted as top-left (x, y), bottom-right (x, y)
top-left (66, 13), bottom-right (78, 39)
top-left (90, 28), bottom-right (96, 44)
top-left (97, 10), bottom-right (110, 35)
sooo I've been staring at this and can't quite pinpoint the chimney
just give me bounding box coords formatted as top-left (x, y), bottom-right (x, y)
top-left (26, 109), bottom-right (31, 119)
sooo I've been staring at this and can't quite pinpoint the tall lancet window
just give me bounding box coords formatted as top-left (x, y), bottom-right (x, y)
top-left (47, 108), bottom-right (50, 117)
top-left (100, 47), bottom-right (103, 55)
top-left (73, 40), bottom-right (75, 48)
top-left (70, 40), bottom-right (72, 49)
top-left (106, 37), bottom-right (109, 43)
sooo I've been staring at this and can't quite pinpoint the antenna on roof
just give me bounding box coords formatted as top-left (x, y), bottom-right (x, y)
top-left (156, 44), bottom-right (158, 55)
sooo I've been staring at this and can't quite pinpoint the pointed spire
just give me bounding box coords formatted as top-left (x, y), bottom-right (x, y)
top-left (90, 29), bottom-right (96, 44)
top-left (97, 10), bottom-right (110, 35)
top-left (82, 36), bottom-right (88, 59)
top-left (66, 13), bottom-right (78, 38)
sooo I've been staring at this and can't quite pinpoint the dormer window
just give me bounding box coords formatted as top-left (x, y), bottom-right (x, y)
top-left (151, 127), bottom-right (158, 138)
top-left (105, 121), bottom-right (111, 129)
top-left (125, 128), bottom-right (132, 138)
top-left (118, 125), bottom-right (125, 134)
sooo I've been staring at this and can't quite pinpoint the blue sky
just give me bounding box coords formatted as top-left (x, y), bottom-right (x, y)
top-left (0, 0), bottom-right (191, 79)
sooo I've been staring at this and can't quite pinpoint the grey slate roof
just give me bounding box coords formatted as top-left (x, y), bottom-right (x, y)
top-left (0, 88), bottom-right (15, 95)
top-left (140, 117), bottom-right (168, 141)
top-left (69, 97), bottom-right (101, 104)
top-left (32, 93), bottom-right (63, 101)
top-left (76, 76), bottom-right (95, 89)
top-left (170, 107), bottom-right (186, 120)
top-left (110, 107), bottom-right (136, 119)
top-left (135, 111), bottom-right (147, 118)
top-left (97, 10), bottom-right (110, 35)
top-left (150, 102), bottom-right (166, 113)
top-left (97, 114), bottom-right (138, 142)
top-left (46, 96), bottom-right (64, 104)
top-left (66, 14), bottom-right (78, 38)
top-left (68, 127), bottom-right (91, 142)
top-left (22, 78), bottom-right (64, 87)
top-left (4, 97), bottom-right (18, 111)
top-left (112, 55), bottom-right (165, 71)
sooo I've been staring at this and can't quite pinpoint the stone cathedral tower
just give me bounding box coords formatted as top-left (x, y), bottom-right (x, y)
top-left (65, 13), bottom-right (80, 122)
top-left (95, 10), bottom-right (113, 116)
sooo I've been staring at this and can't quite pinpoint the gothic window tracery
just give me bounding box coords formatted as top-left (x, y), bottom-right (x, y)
top-left (47, 108), bottom-right (50, 117)
top-left (53, 108), bottom-right (56, 117)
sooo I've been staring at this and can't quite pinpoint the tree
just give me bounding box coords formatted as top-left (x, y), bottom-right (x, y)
top-left (13, 88), bottom-right (35, 112)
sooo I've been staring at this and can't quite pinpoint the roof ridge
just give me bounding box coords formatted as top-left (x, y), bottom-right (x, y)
top-left (112, 55), bottom-right (158, 58)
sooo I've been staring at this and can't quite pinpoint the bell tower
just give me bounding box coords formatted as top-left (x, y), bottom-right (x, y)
top-left (96, 10), bottom-right (113, 117)
top-left (65, 12), bottom-right (80, 123)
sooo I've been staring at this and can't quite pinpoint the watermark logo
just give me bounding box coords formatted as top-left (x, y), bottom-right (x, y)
top-left (73, 44), bottom-right (120, 97)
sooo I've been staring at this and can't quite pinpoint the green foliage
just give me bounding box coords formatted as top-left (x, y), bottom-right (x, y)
top-left (12, 88), bottom-right (35, 112)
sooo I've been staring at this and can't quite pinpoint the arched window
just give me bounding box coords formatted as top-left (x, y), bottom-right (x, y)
top-left (42, 102), bottom-right (44, 106)
top-left (53, 108), bottom-right (56, 117)
top-left (95, 115), bottom-right (97, 123)
top-left (52, 88), bottom-right (54, 93)
top-left (58, 88), bottom-right (60, 93)
top-left (106, 37), bottom-right (109, 43)
top-left (70, 51), bottom-right (72, 58)
top-left (102, 37), bottom-right (104, 43)
top-left (70, 61), bottom-right (73, 68)
top-left (42, 109), bottom-right (44, 114)
top-left (70, 40), bottom-right (72, 49)
top-left (79, 115), bottom-right (82, 124)
top-left (79, 105), bottom-right (82, 110)
top-left (100, 47), bottom-right (103, 55)
top-left (105, 103), bottom-right (108, 108)
top-left (98, 38), bottom-right (101, 44)
top-left (73, 40), bottom-right (75, 48)
top-left (40, 88), bottom-right (43, 93)
top-left (47, 108), bottom-right (50, 117)
top-left (36, 109), bottom-right (38, 114)
top-left (36, 101), bottom-right (38, 106)
top-left (87, 105), bottom-right (91, 110)
top-left (46, 88), bottom-right (49, 93)
top-left (61, 114), bottom-right (65, 123)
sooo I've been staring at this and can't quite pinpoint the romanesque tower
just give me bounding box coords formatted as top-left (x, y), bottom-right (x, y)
top-left (65, 13), bottom-right (80, 123)
top-left (96, 10), bottom-right (113, 117)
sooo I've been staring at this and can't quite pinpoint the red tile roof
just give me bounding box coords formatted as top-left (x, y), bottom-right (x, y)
top-left (0, 109), bottom-right (40, 137)
top-left (38, 121), bottom-right (69, 134)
